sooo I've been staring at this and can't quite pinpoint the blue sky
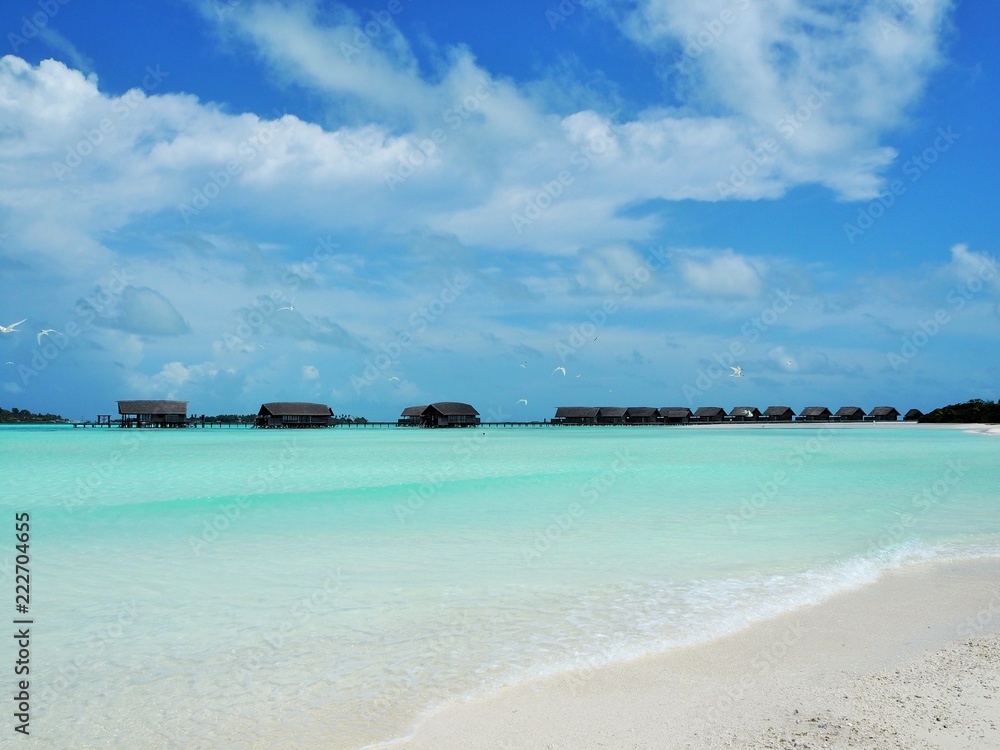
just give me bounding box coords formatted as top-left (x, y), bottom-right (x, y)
top-left (1, 0), bottom-right (997, 422)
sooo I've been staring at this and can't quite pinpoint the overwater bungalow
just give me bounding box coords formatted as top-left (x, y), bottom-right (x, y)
top-left (398, 402), bottom-right (480, 427)
top-left (117, 400), bottom-right (188, 428)
top-left (660, 407), bottom-right (692, 425)
top-left (728, 406), bottom-right (761, 422)
top-left (693, 406), bottom-right (726, 423)
top-left (834, 406), bottom-right (865, 422)
top-left (254, 402), bottom-right (334, 428)
top-left (762, 405), bottom-right (795, 422)
top-left (596, 407), bottom-right (627, 425)
top-left (625, 407), bottom-right (659, 424)
top-left (798, 406), bottom-right (832, 422)
top-left (904, 408), bottom-right (924, 422)
top-left (867, 406), bottom-right (901, 422)
top-left (552, 407), bottom-right (599, 425)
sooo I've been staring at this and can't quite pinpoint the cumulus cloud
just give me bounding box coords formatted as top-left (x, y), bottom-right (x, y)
top-left (674, 249), bottom-right (762, 298)
top-left (302, 364), bottom-right (319, 379)
top-left (127, 360), bottom-right (218, 399)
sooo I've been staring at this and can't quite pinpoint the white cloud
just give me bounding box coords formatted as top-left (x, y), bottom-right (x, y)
top-left (675, 249), bottom-right (762, 298)
top-left (302, 364), bottom-right (319, 380)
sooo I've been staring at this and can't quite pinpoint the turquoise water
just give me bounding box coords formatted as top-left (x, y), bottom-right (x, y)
top-left (1, 424), bottom-right (997, 748)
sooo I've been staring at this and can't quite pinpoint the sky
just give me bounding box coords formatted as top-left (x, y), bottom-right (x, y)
top-left (0, 0), bottom-right (998, 422)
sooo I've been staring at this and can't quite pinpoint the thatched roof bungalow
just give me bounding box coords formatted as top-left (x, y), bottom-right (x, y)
top-left (834, 406), bottom-right (865, 422)
top-left (625, 407), bottom-right (659, 424)
top-left (117, 400), bottom-right (188, 428)
top-left (660, 407), bottom-right (692, 425)
top-left (904, 408), bottom-right (923, 422)
top-left (255, 402), bottom-right (334, 428)
top-left (553, 407), bottom-right (599, 425)
top-left (729, 406), bottom-right (761, 422)
top-left (399, 402), bottom-right (480, 427)
top-left (597, 407), bottom-right (627, 425)
top-left (762, 405), bottom-right (795, 421)
top-left (397, 405), bottom-right (427, 426)
top-left (798, 406), bottom-right (832, 422)
top-left (693, 406), bottom-right (726, 423)
top-left (868, 406), bottom-right (901, 422)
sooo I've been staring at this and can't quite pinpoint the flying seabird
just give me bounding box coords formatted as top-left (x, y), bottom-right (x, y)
top-left (0, 318), bottom-right (27, 334)
top-left (730, 366), bottom-right (743, 377)
top-left (37, 329), bottom-right (63, 345)
top-left (389, 376), bottom-right (400, 382)
top-left (552, 366), bottom-right (566, 376)
top-left (277, 298), bottom-right (295, 312)
top-left (516, 398), bottom-right (528, 406)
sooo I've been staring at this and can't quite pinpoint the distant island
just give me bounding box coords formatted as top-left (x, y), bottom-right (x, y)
top-left (0, 406), bottom-right (67, 423)
top-left (919, 399), bottom-right (1000, 424)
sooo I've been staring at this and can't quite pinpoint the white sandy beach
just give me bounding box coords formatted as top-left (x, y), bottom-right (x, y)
top-left (392, 557), bottom-right (1000, 750)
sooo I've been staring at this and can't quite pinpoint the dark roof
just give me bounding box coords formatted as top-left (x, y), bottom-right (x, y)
top-left (259, 402), bottom-right (333, 417)
top-left (660, 407), bottom-right (692, 416)
top-left (800, 406), bottom-right (831, 417)
top-left (835, 406), bottom-right (865, 417)
top-left (904, 409), bottom-right (924, 419)
top-left (869, 406), bottom-right (900, 417)
top-left (400, 405), bottom-right (427, 417)
top-left (729, 406), bottom-right (761, 416)
top-left (763, 406), bottom-right (795, 417)
top-left (597, 407), bottom-right (627, 418)
top-left (554, 407), bottom-right (600, 418)
top-left (694, 406), bottom-right (725, 417)
top-left (625, 407), bottom-right (659, 417)
top-left (426, 402), bottom-right (479, 416)
top-left (117, 400), bottom-right (188, 415)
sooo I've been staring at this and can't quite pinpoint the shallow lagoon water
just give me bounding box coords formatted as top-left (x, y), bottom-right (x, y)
top-left (1, 424), bottom-right (997, 748)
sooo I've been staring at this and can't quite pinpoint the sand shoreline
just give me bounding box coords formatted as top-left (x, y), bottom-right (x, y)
top-left (391, 557), bottom-right (1000, 749)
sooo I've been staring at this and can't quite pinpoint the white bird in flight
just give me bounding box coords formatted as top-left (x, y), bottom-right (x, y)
top-left (516, 398), bottom-right (528, 406)
top-left (552, 366), bottom-right (566, 376)
top-left (389, 376), bottom-right (400, 382)
top-left (37, 329), bottom-right (63, 345)
top-left (520, 362), bottom-right (527, 368)
top-left (277, 298), bottom-right (295, 312)
top-left (0, 318), bottom-right (26, 334)
top-left (730, 366), bottom-right (743, 377)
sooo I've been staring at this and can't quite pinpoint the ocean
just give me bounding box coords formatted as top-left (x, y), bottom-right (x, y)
top-left (1, 423), bottom-right (997, 748)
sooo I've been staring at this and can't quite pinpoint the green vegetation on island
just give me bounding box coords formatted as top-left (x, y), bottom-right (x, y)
top-left (919, 399), bottom-right (1000, 424)
top-left (0, 406), bottom-right (66, 423)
